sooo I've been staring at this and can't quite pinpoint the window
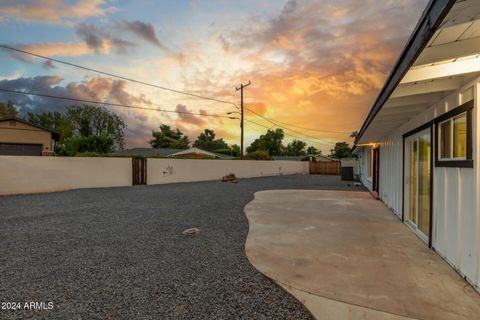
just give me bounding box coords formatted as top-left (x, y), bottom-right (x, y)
top-left (453, 113), bottom-right (467, 158)
top-left (439, 112), bottom-right (466, 160)
top-left (435, 100), bottom-right (473, 168)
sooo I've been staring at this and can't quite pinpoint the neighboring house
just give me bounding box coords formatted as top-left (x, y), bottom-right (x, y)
top-left (112, 148), bottom-right (184, 157)
top-left (112, 147), bottom-right (233, 159)
top-left (353, 0), bottom-right (480, 292)
top-left (168, 147), bottom-right (233, 159)
top-left (273, 154), bottom-right (335, 161)
top-left (0, 116), bottom-right (59, 156)
top-left (315, 154), bottom-right (335, 162)
top-left (272, 156), bottom-right (304, 161)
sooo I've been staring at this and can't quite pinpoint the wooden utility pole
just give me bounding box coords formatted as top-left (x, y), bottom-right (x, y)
top-left (236, 81), bottom-right (251, 159)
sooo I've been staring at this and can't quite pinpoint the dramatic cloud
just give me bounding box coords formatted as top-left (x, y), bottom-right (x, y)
top-left (177, 0), bottom-right (429, 151)
top-left (0, 75), bottom-right (150, 113)
top-left (76, 23), bottom-right (136, 54)
top-left (175, 103), bottom-right (205, 126)
top-left (0, 0), bottom-right (116, 24)
top-left (42, 60), bottom-right (56, 69)
top-left (118, 20), bottom-right (168, 50)
top-left (0, 75), bottom-right (159, 147)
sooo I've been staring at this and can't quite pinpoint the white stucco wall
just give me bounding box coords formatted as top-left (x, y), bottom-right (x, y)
top-left (357, 79), bottom-right (480, 292)
top-left (148, 159), bottom-right (309, 185)
top-left (0, 156), bottom-right (132, 195)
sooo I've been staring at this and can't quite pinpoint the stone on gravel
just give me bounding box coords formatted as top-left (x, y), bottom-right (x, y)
top-left (182, 227), bottom-right (200, 236)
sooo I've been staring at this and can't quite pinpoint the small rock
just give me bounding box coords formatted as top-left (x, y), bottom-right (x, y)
top-left (222, 173), bottom-right (239, 183)
top-left (182, 227), bottom-right (200, 236)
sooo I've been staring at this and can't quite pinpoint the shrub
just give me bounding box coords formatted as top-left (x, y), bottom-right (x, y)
top-left (63, 135), bottom-right (114, 156)
top-left (244, 150), bottom-right (272, 160)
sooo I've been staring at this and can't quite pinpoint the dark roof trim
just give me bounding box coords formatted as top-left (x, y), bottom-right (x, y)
top-left (354, 0), bottom-right (456, 145)
top-left (0, 116), bottom-right (60, 140)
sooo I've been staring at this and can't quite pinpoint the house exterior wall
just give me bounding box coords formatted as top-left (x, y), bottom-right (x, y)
top-left (148, 159), bottom-right (309, 185)
top-left (357, 78), bottom-right (480, 292)
top-left (0, 120), bottom-right (53, 152)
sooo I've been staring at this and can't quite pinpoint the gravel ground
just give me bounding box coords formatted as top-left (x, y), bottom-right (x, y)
top-left (0, 174), bottom-right (364, 320)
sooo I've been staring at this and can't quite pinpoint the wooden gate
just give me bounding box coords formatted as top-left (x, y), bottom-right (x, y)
top-left (309, 161), bottom-right (341, 175)
top-left (132, 158), bottom-right (147, 185)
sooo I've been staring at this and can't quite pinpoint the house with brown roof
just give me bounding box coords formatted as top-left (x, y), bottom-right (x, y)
top-left (0, 116), bottom-right (60, 156)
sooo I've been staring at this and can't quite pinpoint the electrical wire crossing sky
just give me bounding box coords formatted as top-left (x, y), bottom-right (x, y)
top-left (0, 0), bottom-right (428, 151)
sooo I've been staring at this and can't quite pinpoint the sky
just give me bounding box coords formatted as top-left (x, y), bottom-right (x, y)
top-left (0, 0), bottom-right (429, 153)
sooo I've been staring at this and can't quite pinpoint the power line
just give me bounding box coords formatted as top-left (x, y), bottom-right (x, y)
top-left (0, 44), bottom-right (239, 109)
top-left (0, 44), bottom-right (349, 138)
top-left (0, 88), bottom-right (235, 119)
top-left (260, 117), bottom-right (351, 134)
top-left (244, 119), bottom-right (333, 146)
top-left (243, 106), bottom-right (335, 144)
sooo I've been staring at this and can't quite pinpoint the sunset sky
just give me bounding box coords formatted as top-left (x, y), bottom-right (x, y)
top-left (0, 0), bottom-right (428, 153)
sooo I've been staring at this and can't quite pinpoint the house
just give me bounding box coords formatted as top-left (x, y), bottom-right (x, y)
top-left (112, 147), bottom-right (233, 159)
top-left (167, 147), bottom-right (233, 159)
top-left (272, 154), bottom-right (335, 161)
top-left (353, 0), bottom-right (480, 292)
top-left (0, 116), bottom-right (59, 156)
top-left (112, 148), bottom-right (185, 158)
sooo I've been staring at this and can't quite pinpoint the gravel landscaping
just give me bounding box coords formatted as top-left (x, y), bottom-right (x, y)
top-left (0, 174), bottom-right (364, 319)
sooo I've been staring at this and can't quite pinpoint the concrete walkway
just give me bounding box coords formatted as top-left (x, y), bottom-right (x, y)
top-left (244, 190), bottom-right (480, 320)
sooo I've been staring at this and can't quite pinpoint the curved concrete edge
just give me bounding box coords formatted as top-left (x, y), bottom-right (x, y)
top-left (243, 190), bottom-right (417, 320)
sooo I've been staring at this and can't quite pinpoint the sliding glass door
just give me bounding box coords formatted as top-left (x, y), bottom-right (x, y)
top-left (405, 128), bottom-right (431, 241)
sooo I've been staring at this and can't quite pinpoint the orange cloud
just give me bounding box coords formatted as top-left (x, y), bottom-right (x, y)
top-left (0, 0), bottom-right (116, 24)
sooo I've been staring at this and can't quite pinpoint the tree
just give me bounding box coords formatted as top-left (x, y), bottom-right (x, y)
top-left (63, 135), bottom-right (114, 155)
top-left (284, 139), bottom-right (307, 156)
top-left (244, 150), bottom-right (271, 160)
top-left (26, 105), bottom-right (126, 155)
top-left (149, 124), bottom-right (189, 149)
top-left (66, 105), bottom-right (126, 150)
top-left (307, 146), bottom-right (321, 155)
top-left (246, 128), bottom-right (285, 156)
top-left (330, 142), bottom-right (352, 159)
top-left (0, 100), bottom-right (18, 116)
top-left (350, 131), bottom-right (358, 139)
top-left (193, 129), bottom-right (228, 151)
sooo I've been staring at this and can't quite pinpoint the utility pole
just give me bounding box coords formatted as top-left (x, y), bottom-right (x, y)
top-left (236, 81), bottom-right (251, 159)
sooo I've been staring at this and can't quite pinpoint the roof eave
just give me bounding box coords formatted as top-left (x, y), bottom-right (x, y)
top-left (354, 0), bottom-right (456, 145)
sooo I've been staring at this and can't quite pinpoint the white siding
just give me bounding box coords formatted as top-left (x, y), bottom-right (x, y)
top-left (357, 79), bottom-right (480, 291)
top-left (379, 132), bottom-right (403, 218)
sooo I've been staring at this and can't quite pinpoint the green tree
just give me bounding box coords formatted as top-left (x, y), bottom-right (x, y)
top-left (284, 139), bottom-right (307, 156)
top-left (244, 150), bottom-right (272, 160)
top-left (330, 142), bottom-right (352, 159)
top-left (246, 128), bottom-right (285, 156)
top-left (307, 146), bottom-right (321, 155)
top-left (230, 144), bottom-right (240, 157)
top-left (26, 105), bottom-right (126, 155)
top-left (63, 135), bottom-right (114, 156)
top-left (66, 105), bottom-right (126, 150)
top-left (149, 124), bottom-right (189, 149)
top-left (0, 100), bottom-right (18, 116)
top-left (193, 129), bottom-right (228, 151)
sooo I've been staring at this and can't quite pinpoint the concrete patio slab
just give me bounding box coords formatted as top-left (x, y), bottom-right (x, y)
top-left (244, 190), bottom-right (480, 320)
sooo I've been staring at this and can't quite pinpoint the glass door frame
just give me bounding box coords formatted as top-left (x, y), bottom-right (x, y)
top-left (403, 123), bottom-right (434, 247)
